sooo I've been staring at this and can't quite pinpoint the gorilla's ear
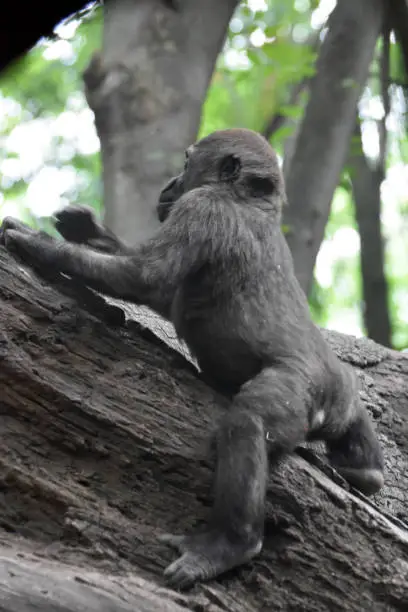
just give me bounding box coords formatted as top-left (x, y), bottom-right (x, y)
top-left (219, 154), bottom-right (241, 182)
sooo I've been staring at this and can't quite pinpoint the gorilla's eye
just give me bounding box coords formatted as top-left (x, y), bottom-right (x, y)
top-left (247, 176), bottom-right (275, 197)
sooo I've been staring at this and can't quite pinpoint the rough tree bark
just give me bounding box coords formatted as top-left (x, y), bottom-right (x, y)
top-left (85, 0), bottom-right (239, 245)
top-left (0, 247), bottom-right (408, 611)
top-left (283, 0), bottom-right (385, 294)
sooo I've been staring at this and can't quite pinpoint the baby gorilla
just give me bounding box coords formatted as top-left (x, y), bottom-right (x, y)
top-left (0, 128), bottom-right (384, 589)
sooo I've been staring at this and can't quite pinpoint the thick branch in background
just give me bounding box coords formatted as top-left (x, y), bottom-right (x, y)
top-left (85, 0), bottom-right (238, 245)
top-left (350, 122), bottom-right (391, 347)
top-left (1, 249), bottom-right (408, 610)
top-left (349, 29), bottom-right (392, 348)
top-left (283, 0), bottom-right (385, 294)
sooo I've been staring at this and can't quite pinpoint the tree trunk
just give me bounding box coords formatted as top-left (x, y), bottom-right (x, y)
top-left (1, 248), bottom-right (408, 612)
top-left (283, 0), bottom-right (384, 294)
top-left (350, 124), bottom-right (391, 348)
top-left (84, 0), bottom-right (238, 246)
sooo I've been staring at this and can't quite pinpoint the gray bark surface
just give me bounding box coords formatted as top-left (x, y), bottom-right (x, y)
top-left (0, 248), bottom-right (408, 611)
top-left (283, 0), bottom-right (384, 294)
top-left (85, 0), bottom-right (238, 245)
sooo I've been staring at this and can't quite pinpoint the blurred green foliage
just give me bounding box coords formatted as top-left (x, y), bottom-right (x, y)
top-left (0, 0), bottom-right (406, 348)
top-left (0, 3), bottom-right (102, 231)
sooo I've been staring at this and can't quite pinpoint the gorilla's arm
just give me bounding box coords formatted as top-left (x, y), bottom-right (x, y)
top-left (0, 197), bottom-right (207, 319)
top-left (54, 205), bottom-right (132, 255)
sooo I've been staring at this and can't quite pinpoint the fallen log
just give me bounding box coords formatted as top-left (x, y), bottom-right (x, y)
top-left (0, 247), bottom-right (407, 611)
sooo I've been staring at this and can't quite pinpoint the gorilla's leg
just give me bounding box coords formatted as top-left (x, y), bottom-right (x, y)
top-left (326, 404), bottom-right (384, 495)
top-left (160, 367), bottom-right (308, 589)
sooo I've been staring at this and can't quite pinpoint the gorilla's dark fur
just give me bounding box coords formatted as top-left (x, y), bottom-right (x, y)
top-left (0, 128), bottom-right (384, 589)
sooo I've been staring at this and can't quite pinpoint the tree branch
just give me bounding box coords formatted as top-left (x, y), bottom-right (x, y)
top-left (349, 121), bottom-right (391, 347)
top-left (379, 22), bottom-right (391, 169)
top-left (282, 0), bottom-right (385, 294)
